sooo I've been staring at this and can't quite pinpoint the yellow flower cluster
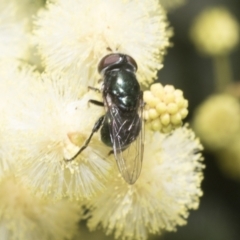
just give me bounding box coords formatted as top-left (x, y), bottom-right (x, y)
top-left (190, 7), bottom-right (239, 56)
top-left (144, 83), bottom-right (188, 133)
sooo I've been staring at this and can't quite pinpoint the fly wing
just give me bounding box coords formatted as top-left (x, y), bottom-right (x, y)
top-left (106, 93), bottom-right (144, 184)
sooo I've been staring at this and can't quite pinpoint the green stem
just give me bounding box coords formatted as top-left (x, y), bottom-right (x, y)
top-left (213, 55), bottom-right (233, 92)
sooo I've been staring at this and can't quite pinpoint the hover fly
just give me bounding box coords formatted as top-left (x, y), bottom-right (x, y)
top-left (66, 53), bottom-right (144, 184)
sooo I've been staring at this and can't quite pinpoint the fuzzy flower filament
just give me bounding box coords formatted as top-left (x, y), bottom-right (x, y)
top-left (87, 126), bottom-right (204, 240)
top-left (34, 0), bottom-right (170, 87)
top-left (0, 174), bottom-right (81, 240)
top-left (0, 1), bottom-right (30, 61)
top-left (0, 62), bottom-right (113, 200)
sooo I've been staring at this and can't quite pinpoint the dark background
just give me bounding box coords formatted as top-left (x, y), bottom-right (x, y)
top-left (158, 0), bottom-right (240, 239)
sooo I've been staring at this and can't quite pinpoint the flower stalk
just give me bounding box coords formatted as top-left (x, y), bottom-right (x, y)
top-left (213, 55), bottom-right (233, 92)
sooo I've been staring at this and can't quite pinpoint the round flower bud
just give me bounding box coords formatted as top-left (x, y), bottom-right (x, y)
top-left (190, 7), bottom-right (239, 56)
top-left (193, 94), bottom-right (240, 150)
top-left (144, 83), bottom-right (188, 133)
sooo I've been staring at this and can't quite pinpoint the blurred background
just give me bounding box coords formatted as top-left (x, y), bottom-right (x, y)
top-left (158, 0), bottom-right (240, 239)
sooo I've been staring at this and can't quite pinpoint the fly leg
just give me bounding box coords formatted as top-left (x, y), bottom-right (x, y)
top-left (88, 99), bottom-right (104, 107)
top-left (87, 84), bottom-right (104, 106)
top-left (88, 86), bottom-right (101, 93)
top-left (64, 115), bottom-right (105, 161)
top-left (108, 150), bottom-right (114, 156)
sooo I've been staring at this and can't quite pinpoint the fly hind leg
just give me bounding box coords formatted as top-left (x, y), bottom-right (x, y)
top-left (64, 115), bottom-right (105, 161)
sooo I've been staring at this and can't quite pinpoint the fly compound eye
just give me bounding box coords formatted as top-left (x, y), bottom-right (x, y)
top-left (98, 53), bottom-right (122, 74)
top-left (126, 55), bottom-right (138, 71)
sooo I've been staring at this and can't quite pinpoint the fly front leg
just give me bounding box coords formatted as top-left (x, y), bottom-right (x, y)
top-left (88, 86), bottom-right (101, 93)
top-left (64, 115), bottom-right (105, 161)
top-left (108, 150), bottom-right (114, 156)
top-left (88, 99), bottom-right (104, 107)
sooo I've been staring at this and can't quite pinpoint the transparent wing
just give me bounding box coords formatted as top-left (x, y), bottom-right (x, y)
top-left (106, 93), bottom-right (144, 184)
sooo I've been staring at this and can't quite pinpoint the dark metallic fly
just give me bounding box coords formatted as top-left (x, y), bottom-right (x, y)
top-left (66, 53), bottom-right (144, 184)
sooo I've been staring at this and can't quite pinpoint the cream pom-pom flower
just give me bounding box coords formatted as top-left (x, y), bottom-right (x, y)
top-left (87, 126), bottom-right (204, 240)
top-left (1, 0), bottom-right (45, 19)
top-left (0, 60), bottom-right (40, 179)
top-left (0, 174), bottom-right (81, 240)
top-left (34, 0), bottom-right (170, 87)
top-left (0, 0), bottom-right (46, 68)
top-left (193, 94), bottom-right (240, 150)
top-left (0, 1), bottom-right (30, 60)
top-left (0, 62), bottom-right (112, 200)
top-left (190, 6), bottom-right (239, 56)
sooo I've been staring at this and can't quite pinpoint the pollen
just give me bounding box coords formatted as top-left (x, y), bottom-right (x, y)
top-left (144, 83), bottom-right (188, 133)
